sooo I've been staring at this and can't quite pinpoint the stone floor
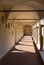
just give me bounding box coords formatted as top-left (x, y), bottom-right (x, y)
top-left (0, 36), bottom-right (43, 65)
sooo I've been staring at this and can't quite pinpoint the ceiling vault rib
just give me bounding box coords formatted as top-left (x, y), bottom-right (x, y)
top-left (0, 10), bottom-right (44, 12)
top-left (8, 19), bottom-right (40, 20)
top-left (8, 21), bottom-right (38, 23)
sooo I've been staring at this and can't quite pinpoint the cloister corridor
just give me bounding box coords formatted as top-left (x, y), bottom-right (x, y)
top-left (0, 0), bottom-right (44, 65)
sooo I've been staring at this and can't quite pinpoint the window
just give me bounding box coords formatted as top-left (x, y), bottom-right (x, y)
top-left (42, 26), bottom-right (44, 50)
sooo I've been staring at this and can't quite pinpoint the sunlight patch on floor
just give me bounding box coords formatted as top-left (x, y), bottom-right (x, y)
top-left (21, 36), bottom-right (32, 42)
top-left (19, 41), bottom-right (33, 46)
top-left (11, 50), bottom-right (25, 53)
top-left (15, 45), bottom-right (35, 53)
top-left (11, 36), bottom-right (35, 53)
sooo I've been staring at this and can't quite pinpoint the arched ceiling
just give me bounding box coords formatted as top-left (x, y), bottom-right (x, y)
top-left (8, 4), bottom-right (40, 26)
top-left (0, 0), bottom-right (44, 26)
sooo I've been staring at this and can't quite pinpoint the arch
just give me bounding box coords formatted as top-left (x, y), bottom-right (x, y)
top-left (7, 0), bottom-right (44, 26)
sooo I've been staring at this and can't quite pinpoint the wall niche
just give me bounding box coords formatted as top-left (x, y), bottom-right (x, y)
top-left (8, 23), bottom-right (10, 29)
top-left (2, 16), bottom-right (4, 24)
top-left (5, 24), bottom-right (7, 28)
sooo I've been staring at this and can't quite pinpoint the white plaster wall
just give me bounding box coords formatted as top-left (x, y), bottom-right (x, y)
top-left (32, 28), bottom-right (38, 43)
top-left (40, 18), bottom-right (44, 25)
top-left (32, 22), bottom-right (40, 50)
top-left (32, 22), bottom-right (39, 43)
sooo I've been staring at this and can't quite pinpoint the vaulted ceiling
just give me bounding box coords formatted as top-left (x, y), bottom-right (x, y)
top-left (0, 0), bottom-right (44, 10)
top-left (0, 0), bottom-right (44, 26)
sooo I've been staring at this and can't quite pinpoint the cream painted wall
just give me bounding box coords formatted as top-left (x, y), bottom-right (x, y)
top-left (0, 14), bottom-right (15, 59)
top-left (0, 16), bottom-right (24, 59)
top-left (15, 25), bottom-right (24, 43)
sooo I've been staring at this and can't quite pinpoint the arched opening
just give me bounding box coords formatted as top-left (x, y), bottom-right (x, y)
top-left (24, 25), bottom-right (32, 36)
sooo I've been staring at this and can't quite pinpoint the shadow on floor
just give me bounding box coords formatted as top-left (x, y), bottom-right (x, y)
top-left (0, 47), bottom-right (43, 65)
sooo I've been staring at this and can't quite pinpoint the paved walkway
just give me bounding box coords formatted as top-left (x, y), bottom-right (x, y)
top-left (0, 36), bottom-right (43, 65)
